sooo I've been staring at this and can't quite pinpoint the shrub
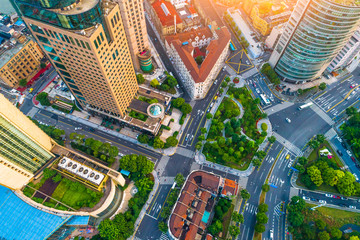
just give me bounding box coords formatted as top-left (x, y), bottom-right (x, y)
top-left (261, 123), bottom-right (268, 132)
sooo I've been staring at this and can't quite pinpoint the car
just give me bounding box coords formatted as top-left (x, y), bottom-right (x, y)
top-left (256, 89), bottom-right (260, 94)
top-left (75, 127), bottom-right (82, 130)
top-left (354, 173), bottom-right (359, 181)
top-left (349, 205), bottom-right (357, 209)
top-left (319, 200), bottom-right (327, 204)
top-left (214, 96), bottom-right (218, 100)
top-left (341, 142), bottom-right (347, 149)
top-left (310, 198), bottom-right (317, 202)
top-left (302, 196), bottom-right (310, 200)
top-left (216, 91), bottom-right (220, 96)
top-left (341, 196), bottom-right (348, 200)
top-left (347, 150), bottom-right (353, 156)
top-left (29, 88), bottom-right (34, 93)
top-left (207, 107), bottom-right (211, 113)
top-left (325, 194), bottom-right (334, 198)
top-left (214, 80), bottom-right (218, 85)
top-left (336, 136), bottom-right (343, 143)
top-left (336, 149), bottom-right (343, 156)
top-left (176, 84), bottom-right (180, 88)
top-left (285, 118), bottom-right (291, 123)
top-left (89, 128), bottom-right (95, 132)
top-left (350, 84), bottom-right (355, 88)
top-left (253, 83), bottom-right (257, 87)
top-left (352, 156), bottom-right (356, 162)
top-left (269, 229), bottom-right (274, 240)
top-left (286, 154), bottom-right (290, 160)
top-left (118, 152), bottom-right (124, 157)
top-left (333, 195), bottom-right (341, 199)
top-left (185, 134), bottom-right (189, 141)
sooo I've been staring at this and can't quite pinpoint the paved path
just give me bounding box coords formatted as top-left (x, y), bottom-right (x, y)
top-left (257, 118), bottom-right (272, 137)
top-left (265, 102), bottom-right (294, 116)
top-left (273, 132), bottom-right (302, 157)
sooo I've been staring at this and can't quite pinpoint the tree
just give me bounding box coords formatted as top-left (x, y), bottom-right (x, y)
top-left (195, 56), bottom-right (204, 65)
top-left (19, 78), bottom-right (27, 87)
top-left (318, 231), bottom-right (330, 240)
top-left (232, 212), bottom-right (244, 223)
top-left (256, 212), bottom-right (268, 224)
top-left (40, 62), bottom-right (47, 69)
top-left (298, 157), bottom-right (308, 166)
top-left (258, 203), bottom-right (268, 213)
top-left (136, 74), bottom-right (145, 84)
top-left (109, 146), bottom-right (119, 158)
top-left (160, 84), bottom-right (170, 91)
top-left (175, 173), bottom-right (185, 186)
top-left (195, 142), bottom-right (202, 150)
top-left (91, 140), bottom-right (103, 152)
top-left (252, 158), bottom-right (262, 167)
top-left (201, 128), bottom-right (207, 134)
top-left (337, 171), bottom-right (356, 196)
top-left (330, 227), bottom-right (342, 239)
top-left (315, 219), bottom-right (326, 230)
top-left (240, 189), bottom-right (251, 200)
top-left (221, 81), bottom-right (228, 88)
top-left (254, 223), bottom-right (265, 233)
top-left (172, 98), bottom-right (185, 108)
top-left (138, 134), bottom-right (149, 144)
top-left (288, 196), bottom-right (306, 213)
top-left (262, 184), bottom-right (270, 192)
top-left (158, 221), bottom-right (168, 233)
top-left (308, 139), bottom-right (320, 149)
top-left (198, 135), bottom-right (205, 141)
top-left (150, 79), bottom-right (159, 88)
top-left (167, 76), bottom-right (177, 88)
top-left (316, 134), bottom-right (325, 143)
top-left (268, 136), bottom-right (276, 143)
top-left (307, 165), bottom-right (323, 186)
top-left (208, 220), bottom-right (223, 236)
top-left (350, 236), bottom-right (360, 240)
top-left (298, 88), bottom-right (304, 95)
top-left (319, 82), bottom-right (327, 90)
top-left (165, 136), bottom-right (178, 147)
top-left (255, 150), bottom-right (266, 160)
top-left (288, 212), bottom-right (304, 227)
top-left (229, 225), bottom-right (240, 237)
top-left (346, 106), bottom-right (357, 116)
top-left (206, 113), bottom-right (213, 119)
top-left (295, 164), bottom-right (305, 174)
top-left (36, 92), bottom-right (51, 106)
top-left (153, 137), bottom-right (165, 149)
top-left (52, 174), bottom-right (62, 183)
top-left (181, 103), bottom-right (192, 115)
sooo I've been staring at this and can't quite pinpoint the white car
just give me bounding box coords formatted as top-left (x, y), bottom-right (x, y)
top-left (319, 200), bottom-right (327, 204)
top-left (347, 150), bottom-right (353, 156)
top-left (354, 173), bottom-right (359, 181)
top-left (349, 205), bottom-right (356, 209)
top-left (325, 194), bottom-right (334, 198)
top-left (302, 196), bottom-right (310, 201)
top-left (286, 118), bottom-right (291, 123)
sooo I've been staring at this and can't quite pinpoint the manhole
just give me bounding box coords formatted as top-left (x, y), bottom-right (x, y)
top-left (131, 186), bottom-right (138, 196)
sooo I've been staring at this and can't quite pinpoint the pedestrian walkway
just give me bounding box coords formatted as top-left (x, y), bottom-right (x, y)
top-left (159, 177), bottom-right (174, 185)
top-left (265, 101), bottom-right (294, 116)
top-left (310, 103), bottom-right (335, 125)
top-left (176, 147), bottom-right (195, 158)
top-left (160, 233), bottom-right (170, 240)
top-left (324, 128), bottom-right (337, 140)
top-left (273, 132), bottom-right (302, 156)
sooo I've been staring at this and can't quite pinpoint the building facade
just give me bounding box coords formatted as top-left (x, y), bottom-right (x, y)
top-left (0, 94), bottom-right (54, 190)
top-left (265, 23), bottom-right (284, 49)
top-left (0, 38), bottom-right (44, 88)
top-left (250, 5), bottom-right (290, 36)
top-left (165, 27), bottom-right (230, 99)
top-left (269, 0), bottom-right (360, 83)
top-left (111, 0), bottom-right (152, 71)
top-left (327, 30), bottom-right (360, 72)
top-left (11, 0), bottom-right (139, 118)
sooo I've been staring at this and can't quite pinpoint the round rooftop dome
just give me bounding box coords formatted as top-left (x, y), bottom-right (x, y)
top-left (147, 103), bottom-right (165, 119)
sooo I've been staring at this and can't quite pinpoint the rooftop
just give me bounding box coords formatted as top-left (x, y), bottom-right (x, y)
top-left (52, 0), bottom-right (100, 15)
top-left (169, 170), bottom-right (221, 240)
top-left (166, 27), bottom-right (231, 83)
top-left (152, 0), bottom-right (182, 26)
top-left (0, 38), bottom-right (30, 69)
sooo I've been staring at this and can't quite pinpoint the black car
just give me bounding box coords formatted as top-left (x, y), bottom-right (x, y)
top-left (89, 128), bottom-right (95, 132)
top-left (341, 142), bottom-right (347, 149)
top-left (337, 149), bottom-right (343, 156)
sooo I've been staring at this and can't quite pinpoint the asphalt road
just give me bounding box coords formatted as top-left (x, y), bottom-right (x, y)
top-left (269, 103), bottom-right (331, 148)
top-left (312, 75), bottom-right (360, 118)
top-left (20, 67), bottom-right (57, 115)
top-left (238, 141), bottom-right (283, 240)
top-left (32, 109), bottom-right (162, 162)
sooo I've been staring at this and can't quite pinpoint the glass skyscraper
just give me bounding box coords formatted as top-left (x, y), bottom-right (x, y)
top-left (269, 0), bottom-right (360, 83)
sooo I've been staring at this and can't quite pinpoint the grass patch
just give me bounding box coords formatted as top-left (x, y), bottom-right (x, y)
top-left (129, 110), bottom-right (148, 122)
top-left (304, 203), bottom-right (360, 228)
top-left (308, 141), bottom-right (343, 167)
top-left (221, 204), bottom-right (234, 239)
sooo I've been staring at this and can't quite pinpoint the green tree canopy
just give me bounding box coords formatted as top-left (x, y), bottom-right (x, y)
top-left (181, 103), bottom-right (192, 115)
top-left (240, 189), bottom-right (251, 200)
top-left (172, 98), bottom-right (185, 108)
top-left (19, 78), bottom-right (27, 87)
top-left (136, 74), bottom-right (145, 84)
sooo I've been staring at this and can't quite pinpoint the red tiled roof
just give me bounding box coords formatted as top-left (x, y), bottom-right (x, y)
top-left (222, 178), bottom-right (239, 196)
top-left (206, 234), bottom-right (213, 240)
top-left (152, 0), bottom-right (182, 27)
top-left (187, 5), bottom-right (197, 15)
top-left (185, 224), bottom-right (198, 240)
top-left (166, 27), bottom-right (231, 83)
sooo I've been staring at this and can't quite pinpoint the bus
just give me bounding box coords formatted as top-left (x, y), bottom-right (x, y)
top-left (260, 94), bottom-right (270, 105)
top-left (230, 42), bottom-right (235, 51)
top-left (298, 102), bottom-right (313, 110)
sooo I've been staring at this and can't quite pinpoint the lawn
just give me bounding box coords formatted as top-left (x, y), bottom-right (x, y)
top-left (51, 178), bottom-right (101, 209)
top-left (304, 203), bottom-right (360, 228)
top-left (221, 204), bottom-right (234, 239)
top-left (308, 140), bottom-right (343, 168)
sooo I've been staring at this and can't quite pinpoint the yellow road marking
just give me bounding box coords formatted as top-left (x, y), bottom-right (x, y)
top-left (181, 117), bottom-right (194, 145)
top-left (147, 186), bottom-right (162, 214)
top-left (326, 85), bottom-right (359, 112)
top-left (156, 188), bottom-right (172, 219)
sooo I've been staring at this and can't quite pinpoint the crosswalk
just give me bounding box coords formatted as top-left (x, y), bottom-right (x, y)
top-left (244, 203), bottom-right (258, 215)
top-left (273, 132), bottom-right (302, 156)
top-left (268, 175), bottom-right (285, 188)
top-left (160, 233), bottom-right (170, 240)
top-left (310, 103), bottom-right (335, 125)
top-left (324, 128), bottom-right (337, 140)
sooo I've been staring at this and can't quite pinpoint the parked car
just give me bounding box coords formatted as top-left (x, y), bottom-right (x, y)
top-left (354, 173), bottom-right (359, 181)
top-left (89, 128), bottom-right (95, 132)
top-left (319, 200), bottom-right (327, 204)
top-left (325, 194), bottom-right (334, 198)
top-left (337, 149), bottom-right (343, 156)
top-left (352, 156), bottom-right (356, 162)
top-left (302, 196), bottom-right (310, 200)
top-left (347, 150), bottom-right (353, 156)
top-left (349, 205), bottom-right (356, 209)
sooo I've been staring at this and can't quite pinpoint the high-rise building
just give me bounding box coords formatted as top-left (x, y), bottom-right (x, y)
top-left (0, 94), bottom-right (54, 189)
top-left (269, 0), bottom-right (360, 83)
top-left (10, 0), bottom-right (139, 118)
top-left (111, 0), bottom-right (152, 72)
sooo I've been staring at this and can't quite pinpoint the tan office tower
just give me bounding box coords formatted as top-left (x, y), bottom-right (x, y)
top-left (10, 0), bottom-right (139, 118)
top-left (0, 94), bottom-right (54, 190)
top-left (111, 0), bottom-right (152, 71)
